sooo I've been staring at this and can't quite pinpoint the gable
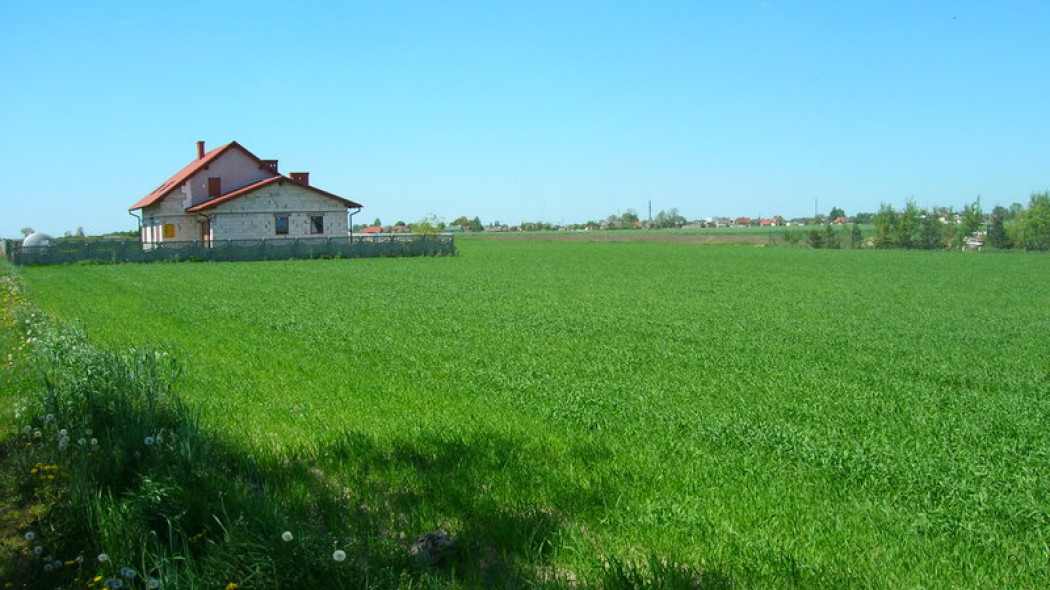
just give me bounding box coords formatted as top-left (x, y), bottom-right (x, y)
top-left (130, 141), bottom-right (277, 211)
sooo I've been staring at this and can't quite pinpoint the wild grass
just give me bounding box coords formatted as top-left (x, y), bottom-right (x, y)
top-left (6, 242), bottom-right (1050, 588)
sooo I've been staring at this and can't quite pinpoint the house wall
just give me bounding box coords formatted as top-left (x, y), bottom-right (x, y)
top-left (185, 148), bottom-right (275, 207)
top-left (207, 182), bottom-right (349, 240)
top-left (140, 185), bottom-right (205, 244)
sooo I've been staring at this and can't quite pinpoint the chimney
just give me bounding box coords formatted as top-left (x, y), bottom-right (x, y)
top-left (291, 172), bottom-right (310, 186)
top-left (197, 141), bottom-right (206, 159)
top-left (261, 159), bottom-right (279, 173)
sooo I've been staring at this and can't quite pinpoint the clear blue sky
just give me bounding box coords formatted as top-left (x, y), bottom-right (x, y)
top-left (2, 0), bottom-right (1048, 237)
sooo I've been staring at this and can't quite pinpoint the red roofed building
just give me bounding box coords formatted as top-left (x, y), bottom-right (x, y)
top-left (130, 141), bottom-right (362, 246)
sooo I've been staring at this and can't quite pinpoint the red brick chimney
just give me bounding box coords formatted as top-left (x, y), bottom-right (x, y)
top-left (197, 141), bottom-right (206, 159)
top-left (262, 159), bottom-right (279, 173)
top-left (291, 172), bottom-right (310, 186)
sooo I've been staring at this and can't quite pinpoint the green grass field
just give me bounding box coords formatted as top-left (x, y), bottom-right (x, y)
top-left (13, 240), bottom-right (1050, 587)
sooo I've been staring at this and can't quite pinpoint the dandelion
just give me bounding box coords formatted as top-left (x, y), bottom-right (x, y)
top-left (333, 549), bottom-right (347, 562)
top-left (120, 567), bottom-right (136, 579)
top-left (33, 429), bottom-right (41, 438)
top-left (58, 428), bottom-right (68, 436)
top-left (78, 437), bottom-right (87, 446)
top-left (24, 531), bottom-right (35, 541)
top-left (22, 425), bottom-right (31, 434)
top-left (44, 413), bottom-right (54, 422)
top-left (144, 436), bottom-right (155, 446)
top-left (225, 583), bottom-right (238, 590)
top-left (97, 553), bottom-right (109, 562)
top-left (52, 560), bottom-right (62, 569)
top-left (90, 438), bottom-right (98, 447)
top-left (33, 545), bottom-right (43, 555)
top-left (281, 531), bottom-right (294, 542)
top-left (43, 563), bottom-right (53, 572)
top-left (146, 579), bottom-right (162, 589)
top-left (85, 428), bottom-right (93, 436)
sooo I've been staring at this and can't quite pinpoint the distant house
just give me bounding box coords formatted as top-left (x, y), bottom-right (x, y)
top-left (129, 141), bottom-right (362, 246)
top-left (361, 225), bottom-right (383, 234)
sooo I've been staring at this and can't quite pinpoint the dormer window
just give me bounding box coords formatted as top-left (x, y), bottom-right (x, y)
top-left (208, 177), bottom-right (221, 198)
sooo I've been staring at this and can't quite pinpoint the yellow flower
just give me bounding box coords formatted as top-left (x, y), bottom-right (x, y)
top-left (226, 584), bottom-right (239, 590)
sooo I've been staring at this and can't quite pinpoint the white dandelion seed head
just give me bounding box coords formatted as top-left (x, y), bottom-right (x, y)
top-left (84, 429), bottom-right (93, 436)
top-left (33, 545), bottom-right (43, 555)
top-left (144, 436), bottom-right (155, 446)
top-left (44, 413), bottom-right (54, 422)
top-left (90, 438), bottom-right (98, 447)
top-left (333, 549), bottom-right (347, 562)
top-left (281, 531), bottom-right (294, 542)
top-left (43, 563), bottom-right (53, 572)
top-left (97, 553), bottom-right (108, 562)
top-left (121, 566), bottom-right (136, 578)
top-left (146, 579), bottom-right (162, 589)
top-left (58, 428), bottom-right (68, 436)
top-left (24, 531), bottom-right (35, 541)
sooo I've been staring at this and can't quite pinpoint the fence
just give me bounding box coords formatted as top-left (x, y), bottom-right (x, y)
top-left (3, 234), bottom-right (456, 266)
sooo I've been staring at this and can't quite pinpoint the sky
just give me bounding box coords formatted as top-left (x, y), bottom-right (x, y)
top-left (2, 0), bottom-right (1048, 237)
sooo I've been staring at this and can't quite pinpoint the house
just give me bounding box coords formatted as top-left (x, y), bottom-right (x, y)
top-left (129, 141), bottom-right (362, 246)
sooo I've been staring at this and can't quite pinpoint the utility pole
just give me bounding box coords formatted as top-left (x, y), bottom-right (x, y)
top-left (648, 199), bottom-right (652, 227)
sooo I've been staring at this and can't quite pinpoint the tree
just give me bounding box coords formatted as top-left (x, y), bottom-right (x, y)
top-left (850, 223), bottom-right (863, 249)
top-left (918, 213), bottom-right (946, 250)
top-left (394, 220), bottom-right (406, 227)
top-left (823, 224), bottom-right (841, 249)
top-left (20, 227), bottom-right (34, 237)
top-left (828, 207), bottom-right (846, 221)
top-left (371, 218), bottom-right (382, 227)
top-left (75, 226), bottom-right (85, 238)
top-left (1013, 192), bottom-right (1050, 250)
top-left (469, 216), bottom-right (484, 232)
top-left (620, 210), bottom-right (640, 227)
top-left (953, 200), bottom-right (983, 249)
top-left (872, 204), bottom-right (898, 248)
top-left (898, 201), bottom-right (921, 249)
top-left (987, 214), bottom-right (1011, 248)
top-left (807, 229), bottom-right (824, 249)
top-left (411, 214), bottom-right (443, 235)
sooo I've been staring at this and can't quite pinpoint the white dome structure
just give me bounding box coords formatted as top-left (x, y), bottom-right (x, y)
top-left (22, 232), bottom-right (54, 249)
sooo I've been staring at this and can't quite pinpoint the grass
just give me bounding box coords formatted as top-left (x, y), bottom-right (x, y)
top-left (4, 241), bottom-right (1050, 588)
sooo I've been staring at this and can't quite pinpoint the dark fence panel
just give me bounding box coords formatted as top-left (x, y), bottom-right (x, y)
top-left (4, 235), bottom-right (456, 266)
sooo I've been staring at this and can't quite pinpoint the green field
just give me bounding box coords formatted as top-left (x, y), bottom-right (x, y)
top-left (15, 239), bottom-right (1050, 587)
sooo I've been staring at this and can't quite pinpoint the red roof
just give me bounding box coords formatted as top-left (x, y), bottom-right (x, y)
top-left (361, 226), bottom-right (383, 234)
top-left (130, 141), bottom-right (274, 210)
top-left (186, 176), bottom-right (362, 212)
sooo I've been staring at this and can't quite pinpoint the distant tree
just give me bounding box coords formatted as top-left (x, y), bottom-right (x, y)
top-left (1013, 191), bottom-right (1050, 250)
top-left (621, 209), bottom-right (640, 227)
top-left (75, 226), bottom-right (85, 238)
top-left (872, 204), bottom-right (898, 248)
top-left (411, 214), bottom-right (443, 235)
top-left (853, 212), bottom-right (875, 224)
top-left (1009, 202), bottom-right (1024, 219)
top-left (828, 207), bottom-right (846, 221)
top-left (451, 216), bottom-right (470, 227)
top-left (848, 223), bottom-right (862, 248)
top-left (469, 216), bottom-right (484, 232)
top-left (987, 214), bottom-right (1011, 248)
top-left (371, 218), bottom-right (382, 227)
top-left (898, 201), bottom-right (921, 249)
top-left (394, 220), bottom-right (406, 227)
top-left (824, 224), bottom-right (841, 248)
top-left (953, 200), bottom-right (983, 249)
top-left (918, 213), bottom-right (946, 250)
top-left (20, 227), bottom-right (34, 237)
top-left (807, 229), bottom-right (824, 249)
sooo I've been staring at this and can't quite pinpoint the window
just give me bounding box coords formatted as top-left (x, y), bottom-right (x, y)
top-left (163, 224), bottom-right (176, 238)
top-left (208, 177), bottom-right (222, 198)
top-left (310, 215), bottom-right (324, 234)
top-left (275, 215), bottom-right (289, 235)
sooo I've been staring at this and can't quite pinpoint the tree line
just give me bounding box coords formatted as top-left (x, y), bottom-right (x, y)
top-left (867, 192), bottom-right (1050, 250)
